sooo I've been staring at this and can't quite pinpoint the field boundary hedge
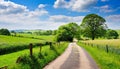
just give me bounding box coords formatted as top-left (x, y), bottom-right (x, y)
top-left (0, 42), bottom-right (53, 55)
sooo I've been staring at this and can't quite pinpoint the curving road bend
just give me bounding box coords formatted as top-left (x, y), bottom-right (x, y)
top-left (43, 42), bottom-right (99, 69)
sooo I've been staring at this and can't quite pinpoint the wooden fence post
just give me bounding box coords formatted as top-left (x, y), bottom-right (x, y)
top-left (29, 43), bottom-right (33, 57)
top-left (40, 43), bottom-right (42, 54)
top-left (49, 42), bottom-right (52, 49)
top-left (106, 45), bottom-right (109, 53)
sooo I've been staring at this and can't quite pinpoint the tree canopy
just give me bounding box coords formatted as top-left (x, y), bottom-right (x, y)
top-left (55, 23), bottom-right (80, 42)
top-left (81, 14), bottom-right (107, 40)
top-left (106, 29), bottom-right (119, 39)
top-left (0, 28), bottom-right (11, 36)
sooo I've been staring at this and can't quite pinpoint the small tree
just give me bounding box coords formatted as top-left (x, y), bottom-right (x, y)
top-left (81, 14), bottom-right (107, 40)
top-left (55, 23), bottom-right (80, 42)
top-left (0, 28), bottom-right (11, 35)
top-left (106, 29), bottom-right (119, 39)
top-left (11, 30), bottom-right (16, 36)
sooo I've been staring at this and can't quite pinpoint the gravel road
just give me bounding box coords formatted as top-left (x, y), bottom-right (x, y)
top-left (44, 42), bottom-right (99, 69)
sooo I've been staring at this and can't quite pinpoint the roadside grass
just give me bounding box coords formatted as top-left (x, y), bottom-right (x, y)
top-left (78, 42), bottom-right (120, 69)
top-left (0, 46), bottom-right (41, 67)
top-left (0, 42), bottom-right (68, 69)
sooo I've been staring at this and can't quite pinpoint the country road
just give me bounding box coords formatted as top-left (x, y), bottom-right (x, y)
top-left (44, 42), bottom-right (99, 69)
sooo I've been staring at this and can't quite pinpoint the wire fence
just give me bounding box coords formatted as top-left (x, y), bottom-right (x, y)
top-left (80, 42), bottom-right (120, 55)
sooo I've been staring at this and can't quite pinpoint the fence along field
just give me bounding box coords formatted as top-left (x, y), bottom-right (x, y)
top-left (78, 35), bottom-right (120, 69)
top-left (0, 35), bottom-right (55, 55)
top-left (0, 41), bottom-right (68, 69)
top-left (80, 39), bottom-right (120, 54)
top-left (0, 34), bottom-right (69, 69)
top-left (78, 42), bottom-right (120, 69)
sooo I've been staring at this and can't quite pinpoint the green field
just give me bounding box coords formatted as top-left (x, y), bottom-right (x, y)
top-left (0, 35), bottom-right (42, 48)
top-left (0, 42), bottom-right (68, 69)
top-left (0, 35), bottom-right (54, 55)
top-left (78, 39), bottom-right (120, 69)
top-left (81, 39), bottom-right (120, 48)
top-left (0, 34), bottom-right (68, 69)
top-left (15, 33), bottom-right (55, 41)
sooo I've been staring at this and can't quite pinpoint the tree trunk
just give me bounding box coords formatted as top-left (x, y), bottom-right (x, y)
top-left (92, 31), bottom-right (95, 40)
top-left (92, 36), bottom-right (95, 40)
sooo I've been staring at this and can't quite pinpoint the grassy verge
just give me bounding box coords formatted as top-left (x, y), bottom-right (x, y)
top-left (77, 42), bottom-right (120, 69)
top-left (0, 42), bottom-right (68, 69)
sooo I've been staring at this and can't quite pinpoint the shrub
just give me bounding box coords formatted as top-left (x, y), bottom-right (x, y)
top-left (106, 29), bottom-right (119, 39)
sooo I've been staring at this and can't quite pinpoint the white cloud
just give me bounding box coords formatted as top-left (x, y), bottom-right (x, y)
top-left (0, 0), bottom-right (50, 30)
top-left (49, 15), bottom-right (84, 23)
top-left (105, 15), bottom-right (120, 29)
top-left (0, 0), bottom-right (84, 30)
top-left (54, 0), bottom-right (97, 12)
top-left (95, 5), bottom-right (114, 13)
top-left (0, 1), bottom-right (28, 14)
top-left (38, 4), bottom-right (46, 9)
top-left (106, 15), bottom-right (120, 22)
top-left (1, 0), bottom-right (119, 30)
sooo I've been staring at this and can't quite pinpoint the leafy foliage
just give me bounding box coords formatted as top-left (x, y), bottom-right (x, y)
top-left (0, 28), bottom-right (10, 35)
top-left (106, 29), bottom-right (119, 39)
top-left (56, 23), bottom-right (80, 42)
top-left (33, 30), bottom-right (53, 35)
top-left (81, 14), bottom-right (107, 40)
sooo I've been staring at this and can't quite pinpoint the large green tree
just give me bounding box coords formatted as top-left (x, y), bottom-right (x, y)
top-left (56, 23), bottom-right (80, 42)
top-left (0, 28), bottom-right (11, 35)
top-left (81, 14), bottom-right (107, 40)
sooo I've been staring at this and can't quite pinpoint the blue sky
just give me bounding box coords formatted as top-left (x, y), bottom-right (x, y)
top-left (0, 0), bottom-right (120, 30)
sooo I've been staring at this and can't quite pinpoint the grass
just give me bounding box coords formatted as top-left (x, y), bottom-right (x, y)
top-left (78, 42), bottom-right (120, 69)
top-left (81, 39), bottom-right (120, 48)
top-left (0, 35), bottom-right (54, 55)
top-left (15, 33), bottom-right (55, 42)
top-left (0, 46), bottom-right (41, 67)
top-left (0, 35), bottom-right (43, 49)
top-left (0, 42), bottom-right (68, 69)
top-left (116, 30), bottom-right (120, 38)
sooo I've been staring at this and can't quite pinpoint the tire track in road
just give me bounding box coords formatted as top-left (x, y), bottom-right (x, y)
top-left (44, 43), bottom-right (99, 69)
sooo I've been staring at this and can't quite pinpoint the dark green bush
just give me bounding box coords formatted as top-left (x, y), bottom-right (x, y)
top-left (0, 28), bottom-right (10, 35)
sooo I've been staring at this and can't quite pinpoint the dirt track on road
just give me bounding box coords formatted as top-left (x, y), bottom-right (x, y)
top-left (44, 42), bottom-right (99, 69)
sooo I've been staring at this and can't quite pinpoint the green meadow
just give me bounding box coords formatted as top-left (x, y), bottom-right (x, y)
top-left (0, 34), bottom-right (68, 69)
top-left (78, 38), bottom-right (120, 69)
top-left (0, 42), bottom-right (68, 69)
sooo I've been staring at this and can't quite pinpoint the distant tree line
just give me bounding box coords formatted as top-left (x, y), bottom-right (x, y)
top-left (11, 30), bottom-right (57, 36)
top-left (55, 14), bottom-right (119, 42)
top-left (0, 14), bottom-right (119, 41)
top-left (33, 30), bottom-right (53, 35)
